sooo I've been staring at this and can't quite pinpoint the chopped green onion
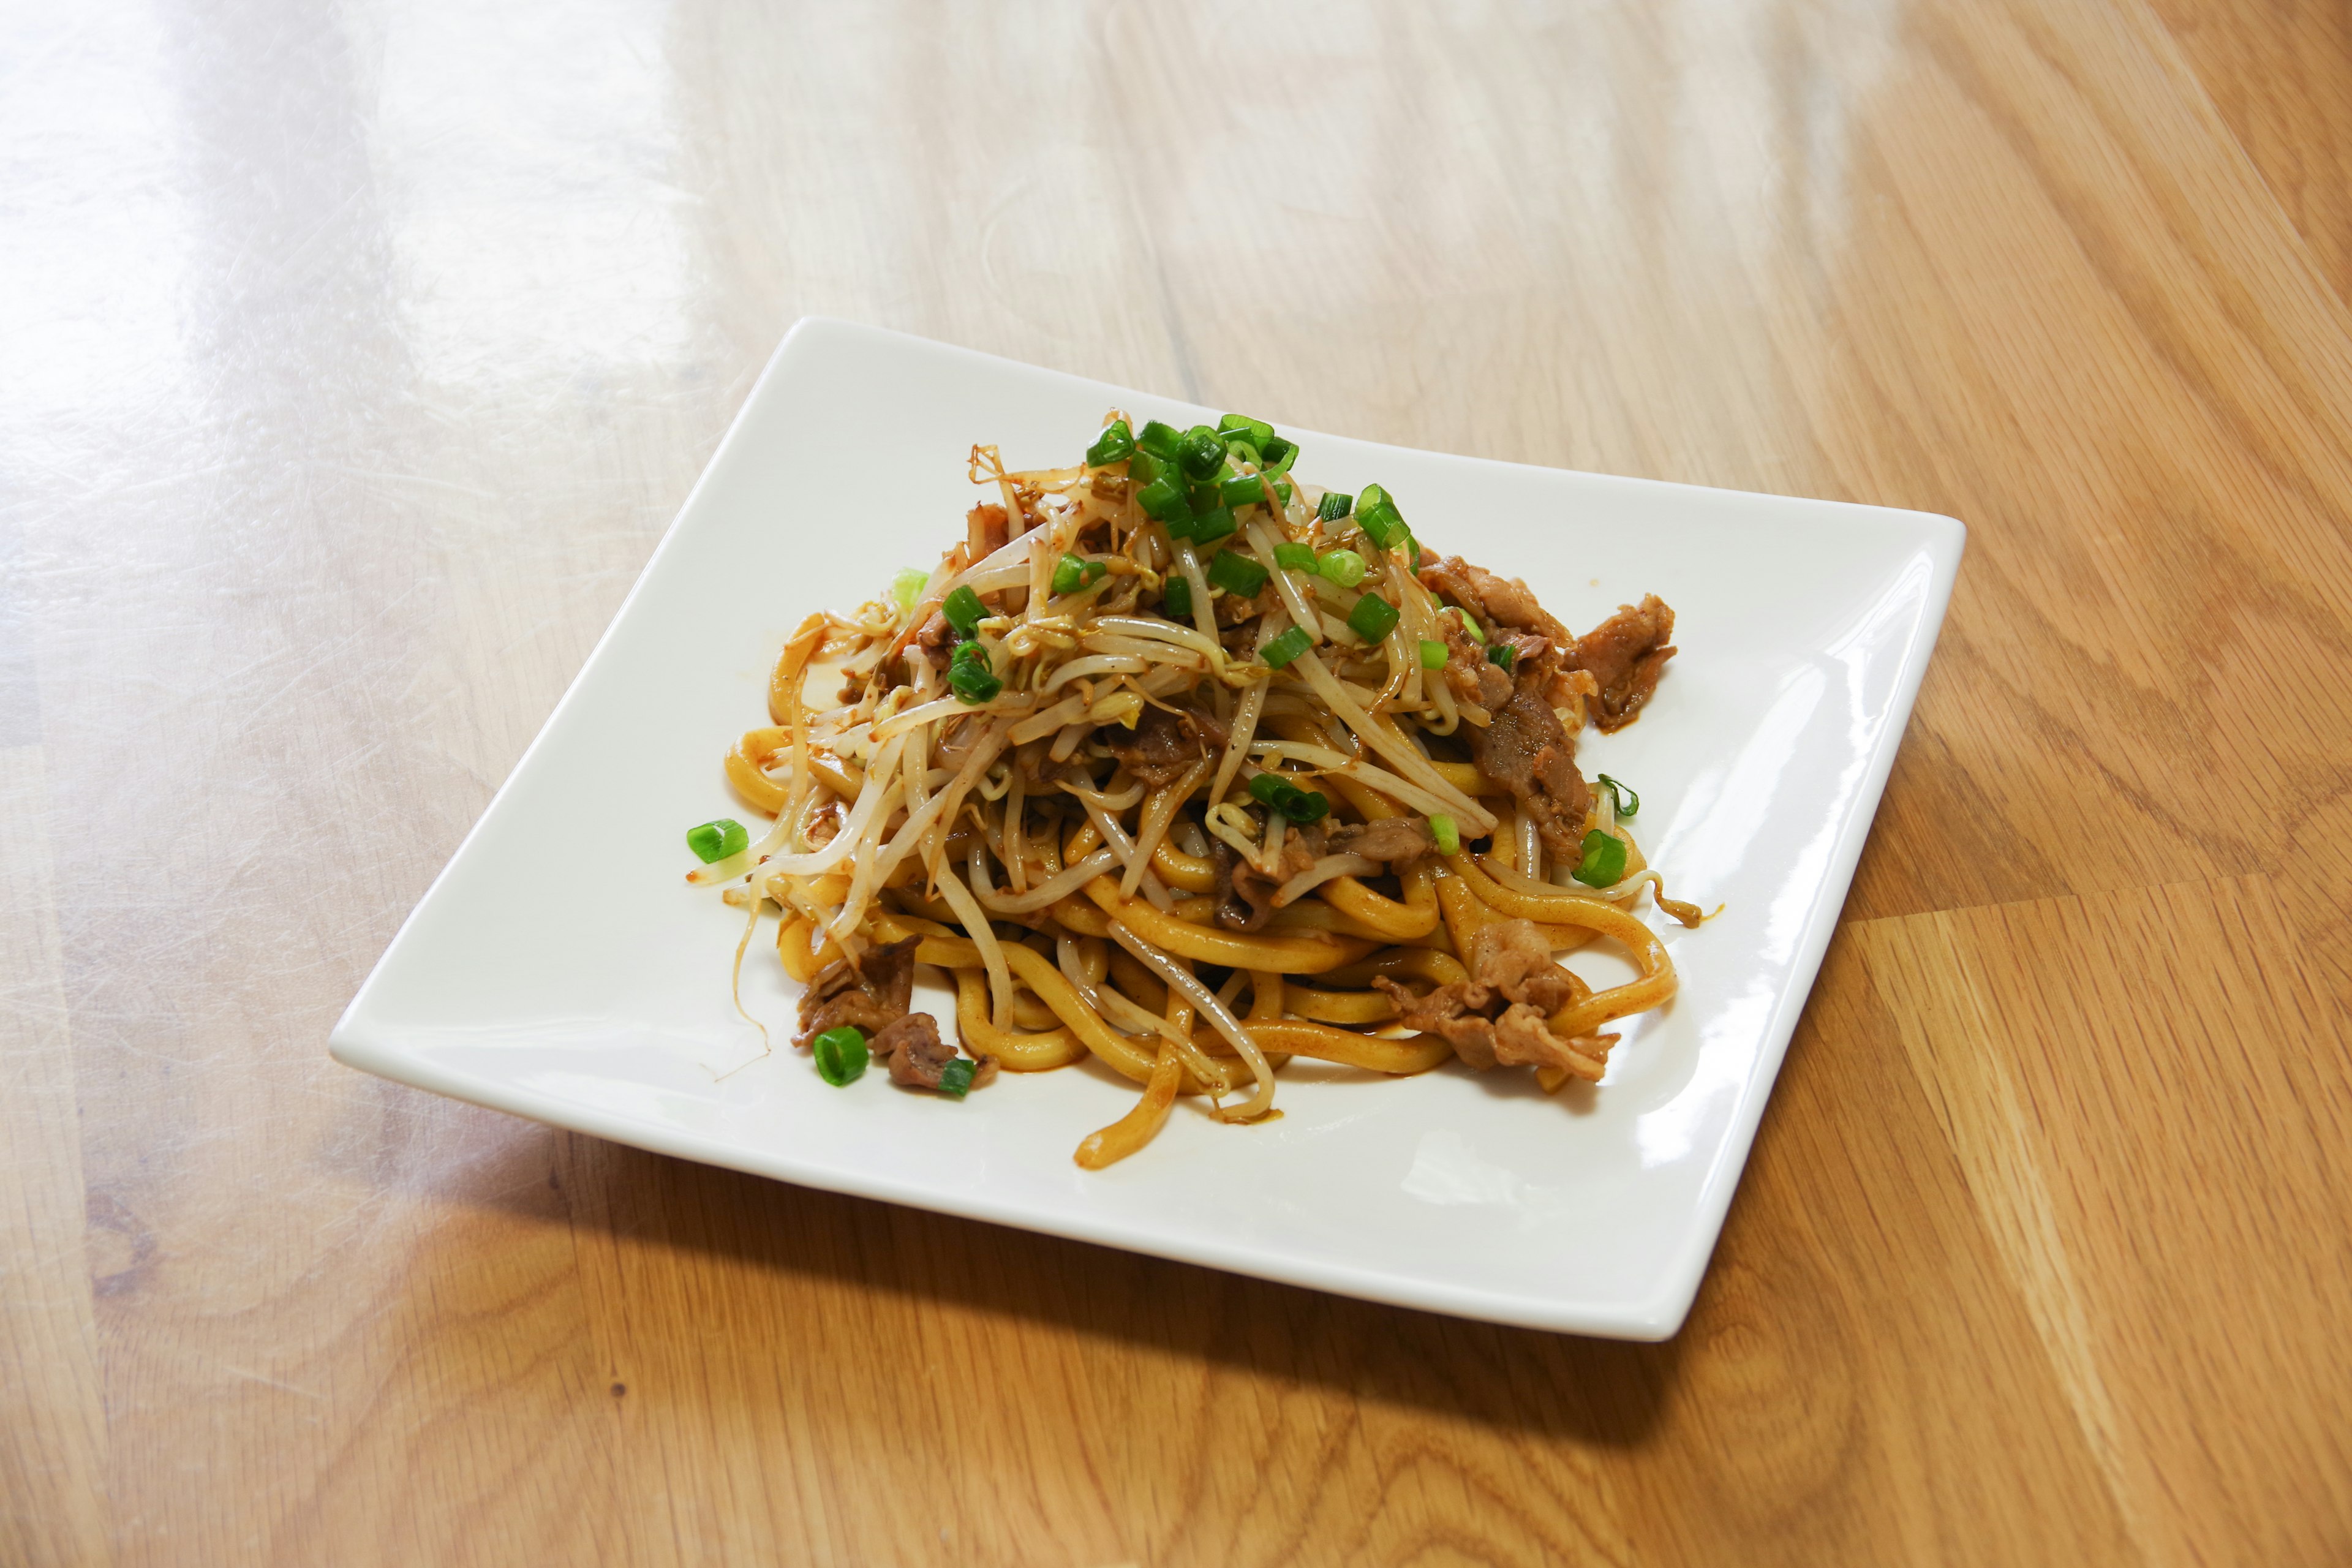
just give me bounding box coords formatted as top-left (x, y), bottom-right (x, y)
top-left (1246, 771), bottom-right (1329, 823)
top-left (1359, 493), bottom-right (1410, 551)
top-left (1317, 491), bottom-right (1354, 522)
top-left (1261, 625), bottom-right (1313, 668)
top-left (1597, 774), bottom-right (1640, 820)
top-left (1273, 541), bottom-right (1319, 572)
top-left (813, 1026), bottom-right (869, 1085)
top-left (1419, 638), bottom-right (1447, 669)
top-left (1317, 548), bottom-right (1366, 587)
top-left (685, 818), bottom-right (748, 864)
top-left (1218, 412), bottom-right (1276, 446)
top-left (1178, 424), bottom-right (1227, 480)
top-left (891, 567), bottom-right (927, 613)
top-left (1346, 592), bottom-right (1401, 644)
top-left (1189, 481), bottom-right (1226, 514)
top-left (1162, 575), bottom-right (1193, 620)
top-left (1359, 483), bottom-right (1390, 511)
top-left (1052, 553), bottom-right (1107, 597)
top-left (1207, 548), bottom-right (1268, 598)
top-left (1189, 504), bottom-right (1237, 546)
top-left (949, 641), bottom-right (1001, 704)
top-left (1085, 420), bottom-right (1136, 467)
top-left (1573, 829), bottom-right (1629, 888)
top-left (1137, 473), bottom-right (1192, 523)
top-left (1488, 643), bottom-right (1516, 673)
top-left (942, 584), bottom-right (987, 638)
top-left (936, 1058), bottom-right (976, 1098)
top-left (1128, 448), bottom-right (1167, 487)
top-left (1429, 814), bottom-right (1460, 857)
top-left (1219, 473), bottom-right (1295, 510)
top-left (1450, 605), bottom-right (1487, 644)
top-left (1137, 420), bottom-right (1182, 459)
top-left (1259, 435), bottom-right (1297, 473)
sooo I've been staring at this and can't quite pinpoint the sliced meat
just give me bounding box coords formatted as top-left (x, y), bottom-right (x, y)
top-left (1572, 595), bottom-right (1676, 731)
top-left (794, 935), bottom-right (919, 1047)
top-left (1466, 680), bottom-right (1593, 858)
top-left (1215, 582), bottom-right (1278, 629)
top-left (1418, 554), bottom-right (1575, 646)
top-left (1101, 699), bottom-right (1223, 790)
top-left (914, 609), bottom-right (953, 668)
top-left (1328, 816), bottom-right (1436, 865)
top-left (1373, 919), bottom-right (1613, 1079)
top-left (1491, 1003), bottom-right (1612, 1078)
top-left (1436, 611), bottom-right (1513, 712)
top-left (875, 1012), bottom-right (960, 1088)
top-left (1372, 976), bottom-right (1500, 1069)
top-left (1213, 827), bottom-right (1326, 940)
top-left (1212, 839), bottom-right (1272, 932)
top-left (1210, 821), bottom-right (1322, 932)
top-left (1471, 919), bottom-right (1581, 1012)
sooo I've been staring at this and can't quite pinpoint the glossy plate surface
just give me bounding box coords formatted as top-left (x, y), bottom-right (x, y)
top-left (329, 317), bottom-right (1962, 1340)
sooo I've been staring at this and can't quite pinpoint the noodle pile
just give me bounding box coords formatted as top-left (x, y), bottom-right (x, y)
top-left (691, 412), bottom-right (1701, 1167)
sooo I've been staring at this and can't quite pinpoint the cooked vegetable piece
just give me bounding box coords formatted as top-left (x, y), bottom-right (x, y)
top-left (1207, 549), bottom-right (1268, 598)
top-left (687, 818), bottom-right (748, 863)
top-left (1189, 505), bottom-right (1237, 546)
top-left (1429, 813), bottom-right (1460, 856)
top-left (942, 584), bottom-right (987, 638)
top-left (1221, 473), bottom-right (1295, 510)
top-left (1052, 553), bottom-right (1107, 597)
top-left (1178, 424), bottom-right (1227, 480)
top-left (1260, 625), bottom-right (1312, 668)
top-left (1086, 420), bottom-right (1136, 467)
top-left (1347, 592), bottom-right (1400, 644)
top-left (1317, 548), bottom-right (1366, 586)
top-left (813, 1026), bottom-right (870, 1085)
top-left (949, 641), bottom-right (1002, 703)
top-left (1597, 774), bottom-right (1640, 819)
top-left (1573, 829), bottom-right (1629, 888)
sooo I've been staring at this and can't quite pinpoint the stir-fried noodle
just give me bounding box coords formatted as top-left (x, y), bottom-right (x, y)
top-left (687, 412), bottom-right (1703, 1166)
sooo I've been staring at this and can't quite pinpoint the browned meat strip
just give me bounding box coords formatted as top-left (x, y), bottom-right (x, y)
top-left (1212, 839), bottom-right (1270, 932)
top-left (1102, 699), bottom-right (1223, 790)
top-left (1371, 919), bottom-right (1615, 1079)
top-left (1215, 581), bottom-right (1277, 629)
top-left (1466, 677), bottom-right (1593, 858)
top-left (875, 1012), bottom-right (962, 1088)
top-left (914, 609), bottom-right (953, 668)
top-left (1573, 595), bottom-right (1676, 731)
top-left (1418, 554), bottom-right (1574, 646)
top-left (1470, 919), bottom-right (1581, 1012)
top-left (1436, 611), bottom-right (1512, 710)
top-left (1328, 816), bottom-right (1435, 865)
top-left (794, 935), bottom-right (919, 1047)
top-left (1373, 977), bottom-right (1501, 1069)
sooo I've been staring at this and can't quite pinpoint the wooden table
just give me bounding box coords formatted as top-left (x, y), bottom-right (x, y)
top-left (6, 1), bottom-right (2349, 1562)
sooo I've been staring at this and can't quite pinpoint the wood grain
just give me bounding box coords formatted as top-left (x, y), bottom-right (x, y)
top-left (5, 0), bottom-right (2351, 1561)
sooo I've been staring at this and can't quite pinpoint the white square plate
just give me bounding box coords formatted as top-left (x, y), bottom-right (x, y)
top-left (331, 318), bottom-right (1961, 1340)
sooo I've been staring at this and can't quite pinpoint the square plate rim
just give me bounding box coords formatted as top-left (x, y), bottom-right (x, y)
top-left (330, 314), bottom-right (1966, 1340)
